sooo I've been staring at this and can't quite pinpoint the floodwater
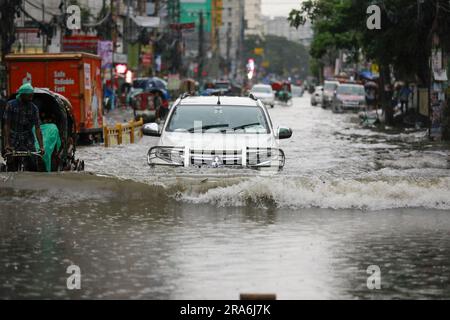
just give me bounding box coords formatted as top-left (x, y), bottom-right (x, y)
top-left (1, 95), bottom-right (450, 299)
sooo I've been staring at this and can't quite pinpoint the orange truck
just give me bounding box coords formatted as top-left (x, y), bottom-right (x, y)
top-left (5, 53), bottom-right (103, 140)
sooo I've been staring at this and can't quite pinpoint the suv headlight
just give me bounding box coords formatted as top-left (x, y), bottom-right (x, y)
top-left (155, 148), bottom-right (184, 165)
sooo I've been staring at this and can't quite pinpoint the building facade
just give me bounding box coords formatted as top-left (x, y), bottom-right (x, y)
top-left (218, 0), bottom-right (245, 79)
top-left (262, 16), bottom-right (313, 46)
top-left (244, 0), bottom-right (262, 37)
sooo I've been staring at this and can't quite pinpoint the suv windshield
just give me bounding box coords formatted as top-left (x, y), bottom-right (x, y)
top-left (337, 85), bottom-right (365, 96)
top-left (166, 105), bottom-right (270, 134)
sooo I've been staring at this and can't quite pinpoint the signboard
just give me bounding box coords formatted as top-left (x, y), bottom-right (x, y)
top-left (180, 0), bottom-right (212, 33)
top-left (98, 41), bottom-right (113, 69)
top-left (141, 45), bottom-right (153, 67)
top-left (430, 81), bottom-right (446, 139)
top-left (114, 53), bottom-right (128, 64)
top-left (371, 63), bottom-right (380, 77)
top-left (128, 43), bottom-right (139, 70)
top-left (170, 23), bottom-right (196, 30)
top-left (13, 28), bottom-right (43, 53)
top-left (84, 63), bottom-right (92, 90)
top-left (62, 35), bottom-right (99, 53)
top-left (430, 47), bottom-right (447, 140)
top-left (432, 49), bottom-right (447, 81)
top-left (213, 0), bottom-right (223, 26)
top-left (418, 88), bottom-right (429, 117)
top-left (432, 49), bottom-right (442, 72)
top-left (254, 48), bottom-right (264, 56)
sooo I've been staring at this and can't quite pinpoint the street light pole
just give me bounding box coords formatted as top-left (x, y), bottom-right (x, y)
top-left (110, 0), bottom-right (115, 109)
top-left (125, 0), bottom-right (130, 54)
top-left (198, 11), bottom-right (204, 83)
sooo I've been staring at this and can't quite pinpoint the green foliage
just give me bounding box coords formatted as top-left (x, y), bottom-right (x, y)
top-left (289, 0), bottom-right (450, 84)
top-left (243, 35), bottom-right (310, 78)
top-left (95, 5), bottom-right (113, 40)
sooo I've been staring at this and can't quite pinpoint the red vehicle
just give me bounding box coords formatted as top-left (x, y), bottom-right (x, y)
top-left (271, 81), bottom-right (292, 105)
top-left (132, 89), bottom-right (168, 123)
top-left (5, 53), bottom-right (103, 141)
top-left (133, 91), bottom-right (156, 123)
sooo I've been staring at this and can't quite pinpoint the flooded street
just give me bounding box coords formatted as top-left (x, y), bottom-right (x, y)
top-left (1, 95), bottom-right (450, 299)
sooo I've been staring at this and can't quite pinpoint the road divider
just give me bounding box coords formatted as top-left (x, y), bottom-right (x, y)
top-left (103, 118), bottom-right (144, 147)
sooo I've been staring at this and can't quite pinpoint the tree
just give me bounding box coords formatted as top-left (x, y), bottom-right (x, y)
top-left (289, 0), bottom-right (450, 125)
top-left (244, 35), bottom-right (310, 79)
top-left (0, 0), bottom-right (23, 91)
top-left (0, 0), bottom-right (23, 63)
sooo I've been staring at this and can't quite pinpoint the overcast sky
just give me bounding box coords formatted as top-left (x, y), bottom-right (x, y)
top-left (261, 0), bottom-right (303, 18)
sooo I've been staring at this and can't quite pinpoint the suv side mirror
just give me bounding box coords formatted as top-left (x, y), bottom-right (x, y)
top-left (278, 127), bottom-right (293, 140)
top-left (143, 123), bottom-right (161, 137)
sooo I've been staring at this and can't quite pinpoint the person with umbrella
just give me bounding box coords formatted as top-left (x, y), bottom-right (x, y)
top-left (365, 81), bottom-right (378, 109)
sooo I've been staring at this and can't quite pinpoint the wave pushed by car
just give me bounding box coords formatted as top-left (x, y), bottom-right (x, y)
top-left (143, 95), bottom-right (293, 171)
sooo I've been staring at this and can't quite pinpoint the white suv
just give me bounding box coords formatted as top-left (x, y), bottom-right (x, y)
top-left (145, 95), bottom-right (292, 170)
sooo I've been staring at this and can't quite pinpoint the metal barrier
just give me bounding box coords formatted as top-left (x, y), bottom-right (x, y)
top-left (104, 118), bottom-right (144, 147)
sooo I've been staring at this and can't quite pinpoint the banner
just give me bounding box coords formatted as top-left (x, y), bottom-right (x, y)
top-left (62, 35), bottom-right (99, 53)
top-left (98, 41), bottom-right (113, 69)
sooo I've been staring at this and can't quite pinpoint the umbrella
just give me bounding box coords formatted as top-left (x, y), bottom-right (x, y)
top-left (360, 71), bottom-right (379, 81)
top-left (271, 82), bottom-right (282, 91)
top-left (394, 81), bottom-right (405, 89)
top-left (365, 81), bottom-right (378, 88)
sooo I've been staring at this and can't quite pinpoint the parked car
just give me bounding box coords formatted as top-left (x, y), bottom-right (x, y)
top-left (250, 84), bottom-right (275, 108)
top-left (332, 83), bottom-right (367, 113)
top-left (145, 96), bottom-right (292, 171)
top-left (323, 80), bottom-right (340, 108)
top-left (311, 86), bottom-right (324, 106)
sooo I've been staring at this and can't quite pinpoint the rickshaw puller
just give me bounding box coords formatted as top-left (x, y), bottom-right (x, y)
top-left (3, 83), bottom-right (45, 171)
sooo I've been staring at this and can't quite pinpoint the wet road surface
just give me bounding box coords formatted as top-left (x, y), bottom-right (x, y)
top-left (1, 95), bottom-right (450, 299)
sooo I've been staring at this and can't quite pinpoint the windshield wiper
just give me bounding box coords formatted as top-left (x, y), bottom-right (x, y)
top-left (232, 123), bottom-right (261, 131)
top-left (187, 124), bottom-right (230, 133)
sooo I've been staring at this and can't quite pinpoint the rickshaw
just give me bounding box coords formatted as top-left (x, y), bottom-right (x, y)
top-left (271, 81), bottom-right (293, 105)
top-left (1, 88), bottom-right (84, 172)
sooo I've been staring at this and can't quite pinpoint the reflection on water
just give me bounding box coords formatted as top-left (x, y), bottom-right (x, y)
top-left (1, 174), bottom-right (450, 299)
top-left (1, 96), bottom-right (450, 299)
